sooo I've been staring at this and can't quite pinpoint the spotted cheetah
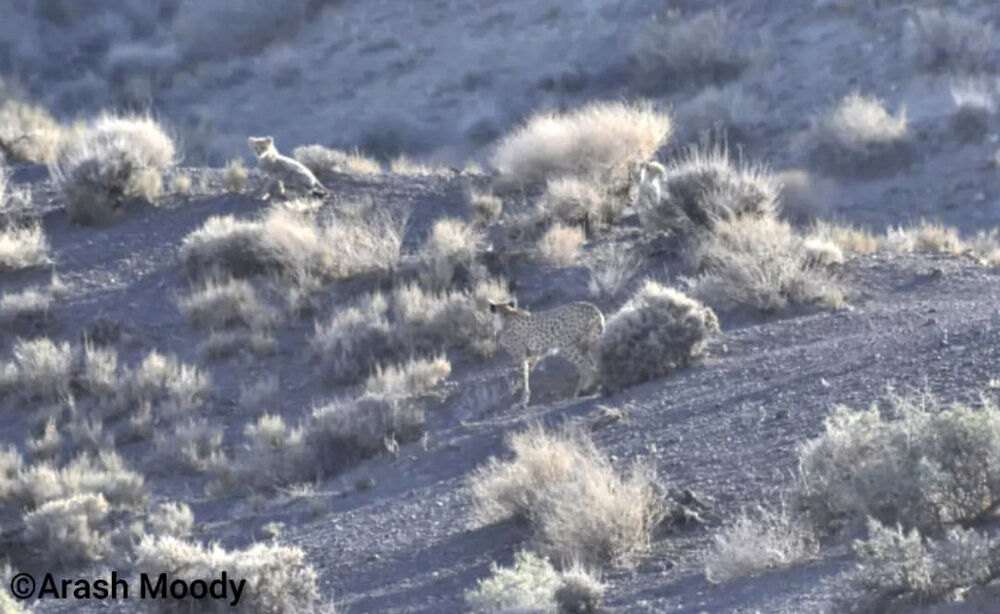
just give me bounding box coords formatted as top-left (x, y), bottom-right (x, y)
top-left (489, 299), bottom-right (605, 408)
top-left (248, 136), bottom-right (327, 200)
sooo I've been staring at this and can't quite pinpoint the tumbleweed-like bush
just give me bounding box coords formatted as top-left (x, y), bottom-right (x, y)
top-left (599, 281), bottom-right (719, 391)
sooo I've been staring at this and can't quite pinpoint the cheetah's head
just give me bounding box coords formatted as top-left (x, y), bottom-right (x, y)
top-left (248, 136), bottom-right (275, 157)
top-left (488, 299), bottom-right (527, 318)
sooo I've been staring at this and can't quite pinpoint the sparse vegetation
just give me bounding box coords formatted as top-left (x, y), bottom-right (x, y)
top-left (23, 492), bottom-right (113, 565)
top-left (421, 217), bottom-right (484, 289)
top-left (469, 425), bottom-right (667, 567)
top-left (51, 113), bottom-right (176, 224)
top-left (540, 176), bottom-right (622, 234)
top-left (293, 144), bottom-right (381, 176)
top-left (0, 98), bottom-right (66, 164)
top-left (637, 143), bottom-right (779, 234)
top-left (0, 286), bottom-right (51, 323)
top-left (704, 505), bottom-right (818, 583)
top-left (903, 8), bottom-right (995, 73)
top-left (633, 8), bottom-right (748, 89)
top-left (686, 216), bottom-right (845, 312)
top-left (135, 535), bottom-right (322, 614)
top-left (364, 355), bottom-right (451, 399)
top-left (390, 155), bottom-right (451, 177)
top-left (599, 281), bottom-right (718, 391)
top-left (0, 224), bottom-right (50, 271)
top-left (179, 276), bottom-right (278, 330)
top-left (465, 550), bottom-right (560, 613)
top-left (467, 189), bottom-right (503, 226)
top-left (223, 157), bottom-right (248, 192)
top-left (492, 101), bottom-right (672, 187)
top-left (802, 93), bottom-right (911, 177)
top-left (538, 224), bottom-right (584, 265)
top-left (949, 78), bottom-right (996, 143)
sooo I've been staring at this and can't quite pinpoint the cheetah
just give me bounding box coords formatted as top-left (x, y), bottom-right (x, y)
top-left (248, 136), bottom-right (327, 200)
top-left (632, 160), bottom-right (666, 212)
top-left (489, 299), bottom-right (605, 408)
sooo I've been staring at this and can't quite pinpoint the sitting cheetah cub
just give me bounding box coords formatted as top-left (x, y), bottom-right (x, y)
top-left (490, 299), bottom-right (605, 408)
top-left (248, 136), bottom-right (327, 200)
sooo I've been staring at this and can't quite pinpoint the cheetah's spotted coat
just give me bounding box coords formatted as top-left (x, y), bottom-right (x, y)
top-left (490, 300), bottom-right (605, 407)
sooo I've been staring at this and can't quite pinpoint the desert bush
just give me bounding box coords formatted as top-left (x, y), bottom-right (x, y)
top-left (949, 78), bottom-right (996, 143)
top-left (796, 395), bottom-right (1000, 531)
top-left (52, 113), bottom-right (175, 224)
top-left (1, 337), bottom-right (74, 401)
top-left (23, 493), bottom-right (112, 565)
top-left (599, 281), bottom-right (718, 391)
top-left (686, 216), bottom-right (845, 312)
top-left (130, 350), bottom-right (211, 415)
top-left (0, 286), bottom-right (51, 323)
top-left (0, 224), bottom-right (50, 271)
top-left (704, 505), bottom-right (818, 583)
top-left (135, 535), bottom-right (322, 614)
top-left (467, 189), bottom-right (503, 226)
top-left (903, 9), bottom-right (995, 73)
top-left (293, 144), bottom-right (381, 175)
top-left (7, 451), bottom-right (146, 510)
top-left (883, 219), bottom-right (962, 255)
top-left (312, 292), bottom-right (408, 384)
top-left (309, 395), bottom-right (425, 463)
top-left (554, 564), bottom-right (605, 614)
top-left (178, 277), bottom-right (278, 330)
top-left (633, 9), bottom-right (747, 90)
top-left (802, 93), bottom-right (911, 177)
top-left (182, 204), bottom-right (402, 284)
top-left (637, 143), bottom-right (779, 234)
top-left (538, 224), bottom-right (584, 265)
top-left (675, 83), bottom-right (767, 142)
top-left (774, 170), bottom-right (833, 224)
top-left (492, 101), bottom-right (672, 187)
top-left (807, 221), bottom-right (879, 254)
top-left (465, 550), bottom-right (560, 613)
top-left (587, 246), bottom-right (641, 300)
top-left (421, 217), bottom-right (484, 289)
top-left (154, 419), bottom-right (225, 472)
top-left (0, 99), bottom-right (65, 164)
top-left (147, 501), bottom-right (194, 539)
top-left (539, 176), bottom-right (623, 233)
top-left (390, 155), bottom-right (451, 177)
top-left (469, 425), bottom-right (666, 567)
top-left (223, 158), bottom-right (248, 192)
top-left (364, 356), bottom-right (451, 400)
top-left (846, 519), bottom-right (999, 613)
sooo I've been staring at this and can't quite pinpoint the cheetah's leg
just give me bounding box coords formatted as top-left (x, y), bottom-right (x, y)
top-left (520, 358), bottom-right (531, 408)
top-left (564, 345), bottom-right (600, 397)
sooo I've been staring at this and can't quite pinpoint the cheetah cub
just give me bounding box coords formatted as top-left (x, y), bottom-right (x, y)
top-left (248, 136), bottom-right (327, 200)
top-left (490, 299), bottom-right (605, 408)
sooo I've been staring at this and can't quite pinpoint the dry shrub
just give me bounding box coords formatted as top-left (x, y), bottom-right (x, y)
top-left (637, 143), bottom-right (779, 234)
top-left (135, 535), bottom-right (322, 614)
top-left (775, 170), bottom-right (833, 225)
top-left (796, 395), bottom-right (1000, 531)
top-left (949, 78), bottom-right (996, 143)
top-left (539, 224), bottom-right (584, 265)
top-left (312, 292), bottom-right (407, 384)
top-left (633, 9), bottom-right (748, 89)
top-left (178, 276), bottom-right (278, 330)
top-left (421, 217), bottom-right (484, 289)
top-left (223, 158), bottom-right (248, 193)
top-left (181, 204), bottom-right (402, 284)
top-left (0, 337), bottom-right (74, 401)
top-left (704, 505), bottom-right (818, 583)
top-left (540, 176), bottom-right (622, 233)
top-left (587, 245), bottom-right (641, 300)
top-left (686, 216), bottom-right (845, 312)
top-left (465, 550), bottom-right (559, 613)
top-left (147, 501), bottom-right (194, 539)
top-left (0, 286), bottom-right (51, 323)
top-left (599, 281), bottom-right (718, 391)
top-left (469, 425), bottom-right (666, 567)
top-left (0, 224), bottom-right (50, 271)
top-left (23, 492), bottom-right (112, 565)
top-left (807, 221), bottom-right (879, 254)
top-left (293, 144), bottom-right (381, 175)
top-left (903, 9), bottom-right (995, 73)
top-left (467, 189), bottom-right (503, 226)
top-left (802, 93), bottom-right (911, 177)
top-left (492, 101), bottom-right (672, 187)
top-left (364, 356), bottom-right (451, 399)
top-left (0, 99), bottom-right (66, 164)
top-left (52, 113), bottom-right (175, 224)
top-left (883, 219), bottom-right (962, 255)
top-left (390, 155), bottom-right (451, 177)
top-left (4, 450), bottom-right (146, 510)
top-left (846, 519), bottom-right (998, 614)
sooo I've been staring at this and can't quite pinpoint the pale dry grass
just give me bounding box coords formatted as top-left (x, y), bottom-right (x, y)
top-left (540, 176), bottom-right (623, 233)
top-left (469, 425), bottom-right (666, 567)
top-left (0, 224), bottom-right (50, 271)
top-left (52, 112), bottom-right (176, 224)
top-left (224, 158), bottom-right (248, 193)
top-left (390, 155), bottom-right (451, 176)
top-left (0, 99), bottom-right (66, 164)
top-left (538, 224), bottom-right (584, 265)
top-left (492, 101), bottom-right (672, 186)
top-left (0, 286), bottom-right (52, 323)
top-left (294, 144), bottom-right (382, 175)
top-left (178, 276), bottom-right (278, 329)
top-left (807, 221), bottom-right (880, 254)
top-left (803, 93), bottom-right (911, 176)
top-left (421, 217), bottom-right (484, 289)
top-left (686, 216), bottom-right (845, 312)
top-left (364, 356), bottom-right (451, 400)
top-left (704, 505), bottom-right (818, 583)
top-left (467, 189), bottom-right (503, 226)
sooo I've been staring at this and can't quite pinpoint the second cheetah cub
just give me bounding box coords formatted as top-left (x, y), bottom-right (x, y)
top-left (248, 136), bottom-right (327, 200)
top-left (490, 299), bottom-right (605, 408)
